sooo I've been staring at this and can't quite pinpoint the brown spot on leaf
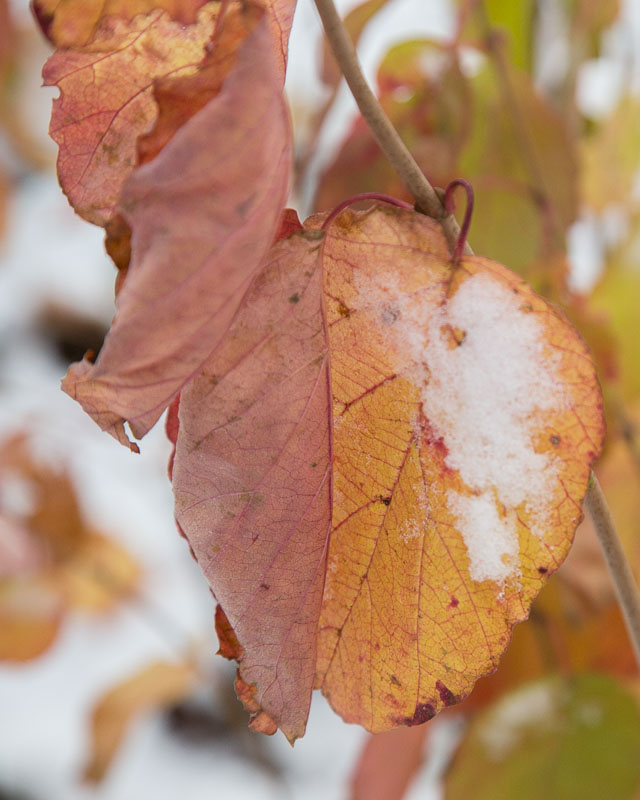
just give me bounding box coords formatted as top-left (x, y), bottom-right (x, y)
top-left (403, 702), bottom-right (435, 727)
top-left (435, 680), bottom-right (456, 706)
top-left (215, 605), bottom-right (243, 661)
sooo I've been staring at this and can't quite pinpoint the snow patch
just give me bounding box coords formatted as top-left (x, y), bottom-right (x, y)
top-left (447, 490), bottom-right (519, 583)
top-left (356, 268), bottom-right (565, 583)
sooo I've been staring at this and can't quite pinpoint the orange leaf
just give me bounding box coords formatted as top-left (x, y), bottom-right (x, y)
top-left (314, 205), bottom-right (603, 732)
top-left (32, 0), bottom-right (210, 47)
top-left (0, 576), bottom-right (63, 661)
top-left (83, 661), bottom-right (195, 782)
top-left (61, 16), bottom-right (292, 447)
top-left (173, 227), bottom-right (330, 743)
top-left (168, 203), bottom-right (603, 740)
top-left (43, 3), bottom-right (222, 226)
top-left (61, 532), bottom-right (139, 611)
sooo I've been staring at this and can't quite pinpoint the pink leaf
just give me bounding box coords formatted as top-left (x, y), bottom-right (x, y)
top-left (62, 17), bottom-right (292, 447)
top-left (172, 227), bottom-right (331, 742)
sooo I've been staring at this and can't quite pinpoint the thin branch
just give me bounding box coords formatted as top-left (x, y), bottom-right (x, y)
top-left (313, 0), bottom-right (469, 255)
top-left (585, 476), bottom-right (640, 667)
top-left (313, 0), bottom-right (640, 671)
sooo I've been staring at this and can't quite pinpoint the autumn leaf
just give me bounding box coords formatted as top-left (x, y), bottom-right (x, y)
top-left (350, 725), bottom-right (430, 800)
top-left (62, 16), bottom-right (292, 448)
top-left (83, 660), bottom-right (196, 782)
top-left (0, 434), bottom-right (139, 659)
top-left (169, 202), bottom-right (602, 739)
top-left (314, 40), bottom-right (468, 213)
top-left (320, 0), bottom-right (390, 90)
top-left (589, 218), bottom-right (640, 404)
top-left (455, 0), bottom-right (537, 73)
top-left (263, 0), bottom-right (297, 81)
top-left (0, 577), bottom-right (64, 661)
top-left (580, 97), bottom-right (640, 211)
top-left (32, 0), bottom-right (210, 47)
top-left (43, 2), bottom-right (224, 226)
top-left (314, 205), bottom-right (602, 732)
top-left (457, 62), bottom-right (578, 275)
top-left (0, 0), bottom-right (14, 78)
top-left (172, 226), bottom-right (331, 743)
top-left (445, 674), bottom-right (640, 800)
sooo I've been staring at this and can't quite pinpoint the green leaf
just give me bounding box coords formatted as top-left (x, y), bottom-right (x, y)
top-left (445, 674), bottom-right (640, 800)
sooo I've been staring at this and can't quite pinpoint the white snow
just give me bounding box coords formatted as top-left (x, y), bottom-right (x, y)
top-left (446, 490), bottom-right (519, 584)
top-left (357, 268), bottom-right (566, 584)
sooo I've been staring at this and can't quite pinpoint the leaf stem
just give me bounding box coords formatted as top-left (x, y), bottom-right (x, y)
top-left (322, 192), bottom-right (413, 230)
top-left (314, 0), bottom-right (640, 672)
top-left (584, 476), bottom-right (640, 668)
top-left (312, 0), bottom-right (468, 255)
top-left (444, 179), bottom-right (474, 263)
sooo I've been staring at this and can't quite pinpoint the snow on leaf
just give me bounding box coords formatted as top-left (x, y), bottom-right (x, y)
top-left (172, 228), bottom-right (330, 743)
top-left (43, 2), bottom-right (223, 226)
top-left (62, 16), bottom-right (292, 447)
top-left (314, 205), bottom-right (603, 732)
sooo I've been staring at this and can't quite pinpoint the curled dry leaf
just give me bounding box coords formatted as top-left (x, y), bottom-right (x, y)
top-left (32, 0), bottom-right (210, 47)
top-left (62, 16), bottom-right (292, 448)
top-left (43, 2), bottom-right (224, 226)
top-left (84, 661), bottom-right (196, 782)
top-left (171, 203), bottom-right (603, 738)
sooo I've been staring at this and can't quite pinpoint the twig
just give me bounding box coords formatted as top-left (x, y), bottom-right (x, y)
top-left (585, 476), bottom-right (640, 667)
top-left (313, 0), bottom-right (640, 671)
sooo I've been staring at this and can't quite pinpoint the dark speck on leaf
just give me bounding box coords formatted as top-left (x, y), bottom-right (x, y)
top-left (260, 582), bottom-right (270, 590)
top-left (288, 292), bottom-right (300, 304)
top-left (550, 435), bottom-right (560, 446)
top-left (404, 702), bottom-right (435, 726)
top-left (436, 680), bottom-right (456, 706)
top-left (538, 566), bottom-right (548, 574)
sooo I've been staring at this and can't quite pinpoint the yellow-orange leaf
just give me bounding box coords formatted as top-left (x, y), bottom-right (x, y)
top-left (314, 206), bottom-right (603, 732)
top-left (84, 661), bottom-right (195, 783)
top-left (61, 532), bottom-right (139, 611)
top-left (0, 577), bottom-right (63, 661)
top-left (32, 0), bottom-right (209, 47)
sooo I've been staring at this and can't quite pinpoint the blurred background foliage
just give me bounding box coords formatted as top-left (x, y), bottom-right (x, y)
top-left (1, 0), bottom-right (640, 797)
